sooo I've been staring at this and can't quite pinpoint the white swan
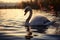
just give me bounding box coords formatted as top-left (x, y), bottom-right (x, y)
top-left (24, 6), bottom-right (56, 33)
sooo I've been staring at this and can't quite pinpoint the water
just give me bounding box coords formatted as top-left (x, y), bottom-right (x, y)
top-left (0, 9), bottom-right (57, 34)
top-left (0, 9), bottom-right (25, 20)
top-left (0, 9), bottom-right (26, 26)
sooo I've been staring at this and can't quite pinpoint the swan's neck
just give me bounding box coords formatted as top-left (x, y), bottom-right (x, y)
top-left (26, 11), bottom-right (32, 23)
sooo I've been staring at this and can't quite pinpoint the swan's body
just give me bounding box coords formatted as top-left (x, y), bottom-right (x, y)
top-left (24, 6), bottom-right (56, 33)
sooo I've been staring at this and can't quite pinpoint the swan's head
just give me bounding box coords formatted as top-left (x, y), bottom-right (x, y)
top-left (24, 6), bottom-right (32, 16)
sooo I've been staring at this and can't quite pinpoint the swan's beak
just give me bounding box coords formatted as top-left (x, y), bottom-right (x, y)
top-left (24, 13), bottom-right (26, 16)
top-left (24, 12), bottom-right (27, 16)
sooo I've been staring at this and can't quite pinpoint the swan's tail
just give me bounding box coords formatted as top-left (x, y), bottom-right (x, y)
top-left (44, 21), bottom-right (56, 26)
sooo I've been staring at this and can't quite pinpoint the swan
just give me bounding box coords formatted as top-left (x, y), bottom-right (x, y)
top-left (24, 6), bottom-right (56, 33)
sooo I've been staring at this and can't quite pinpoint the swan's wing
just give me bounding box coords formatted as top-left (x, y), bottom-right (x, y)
top-left (30, 16), bottom-right (50, 25)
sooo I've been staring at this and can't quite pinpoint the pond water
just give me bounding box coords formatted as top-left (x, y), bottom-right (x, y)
top-left (0, 9), bottom-right (55, 26)
top-left (0, 9), bottom-right (58, 34)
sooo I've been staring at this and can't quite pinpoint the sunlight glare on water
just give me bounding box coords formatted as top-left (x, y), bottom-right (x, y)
top-left (0, 9), bottom-right (57, 34)
top-left (0, 9), bottom-right (33, 26)
top-left (0, 9), bottom-right (55, 26)
top-left (0, 9), bottom-right (26, 21)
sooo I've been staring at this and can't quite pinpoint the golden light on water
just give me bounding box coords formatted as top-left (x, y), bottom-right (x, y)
top-left (0, 9), bottom-right (55, 23)
top-left (0, 9), bottom-right (57, 35)
top-left (0, 9), bottom-right (25, 21)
